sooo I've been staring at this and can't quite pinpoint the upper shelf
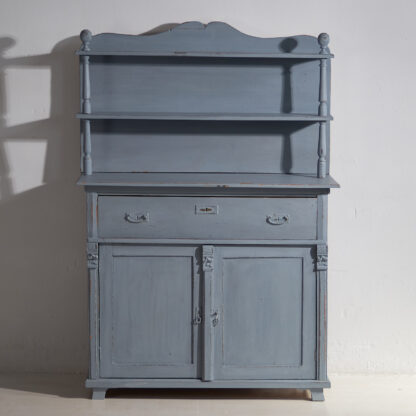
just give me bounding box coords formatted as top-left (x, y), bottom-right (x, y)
top-left (77, 22), bottom-right (333, 59)
top-left (77, 51), bottom-right (333, 59)
top-left (77, 112), bottom-right (333, 121)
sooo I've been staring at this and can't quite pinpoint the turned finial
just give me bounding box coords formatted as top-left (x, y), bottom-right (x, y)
top-left (318, 33), bottom-right (330, 54)
top-left (80, 29), bottom-right (92, 51)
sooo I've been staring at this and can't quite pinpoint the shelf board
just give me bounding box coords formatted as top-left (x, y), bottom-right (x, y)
top-left (77, 112), bottom-right (333, 121)
top-left (77, 173), bottom-right (340, 189)
top-left (76, 50), bottom-right (333, 59)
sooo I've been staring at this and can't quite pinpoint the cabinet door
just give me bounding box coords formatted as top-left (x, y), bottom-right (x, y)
top-left (213, 246), bottom-right (316, 380)
top-left (99, 245), bottom-right (201, 378)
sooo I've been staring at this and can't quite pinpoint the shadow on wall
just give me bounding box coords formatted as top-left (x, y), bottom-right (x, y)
top-left (0, 23), bottom-right (183, 376)
top-left (0, 25), bottom-right (298, 376)
top-left (0, 36), bottom-right (88, 373)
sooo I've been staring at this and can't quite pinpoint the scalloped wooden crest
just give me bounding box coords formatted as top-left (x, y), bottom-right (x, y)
top-left (78, 22), bottom-right (328, 54)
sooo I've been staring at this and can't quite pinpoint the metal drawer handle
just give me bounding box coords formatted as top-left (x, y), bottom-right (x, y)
top-left (266, 214), bottom-right (289, 225)
top-left (124, 212), bottom-right (149, 223)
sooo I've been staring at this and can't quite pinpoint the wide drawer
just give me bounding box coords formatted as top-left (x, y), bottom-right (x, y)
top-left (98, 196), bottom-right (317, 240)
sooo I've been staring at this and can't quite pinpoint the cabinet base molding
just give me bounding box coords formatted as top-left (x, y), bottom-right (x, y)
top-left (87, 379), bottom-right (329, 401)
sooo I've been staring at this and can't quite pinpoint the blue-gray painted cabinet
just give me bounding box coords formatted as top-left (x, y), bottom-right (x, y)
top-left (76, 22), bottom-right (339, 401)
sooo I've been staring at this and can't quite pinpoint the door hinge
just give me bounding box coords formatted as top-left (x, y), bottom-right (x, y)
top-left (211, 309), bottom-right (219, 327)
top-left (192, 307), bottom-right (202, 325)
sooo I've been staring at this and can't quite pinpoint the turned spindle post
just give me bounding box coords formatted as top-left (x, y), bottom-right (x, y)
top-left (81, 29), bottom-right (93, 174)
top-left (318, 122), bottom-right (327, 178)
top-left (83, 119), bottom-right (92, 174)
top-left (318, 33), bottom-right (330, 178)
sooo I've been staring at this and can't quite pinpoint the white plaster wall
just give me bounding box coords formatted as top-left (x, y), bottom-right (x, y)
top-left (0, 0), bottom-right (415, 374)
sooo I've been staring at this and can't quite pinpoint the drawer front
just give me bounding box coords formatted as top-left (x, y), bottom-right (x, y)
top-left (98, 196), bottom-right (317, 240)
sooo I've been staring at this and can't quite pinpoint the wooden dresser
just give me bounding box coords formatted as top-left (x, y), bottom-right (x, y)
top-left (76, 22), bottom-right (339, 401)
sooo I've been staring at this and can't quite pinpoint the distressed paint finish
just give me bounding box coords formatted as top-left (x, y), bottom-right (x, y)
top-left (89, 120), bottom-right (325, 175)
top-left (316, 244), bottom-right (329, 382)
top-left (83, 120), bottom-right (92, 175)
top-left (76, 22), bottom-right (332, 56)
top-left (81, 30), bottom-right (92, 174)
top-left (77, 172), bottom-right (339, 189)
top-left (86, 378), bottom-right (330, 389)
top-left (99, 245), bottom-right (200, 378)
top-left (76, 22), bottom-right (338, 401)
top-left (310, 388), bottom-right (325, 401)
top-left (97, 196), bottom-right (318, 240)
top-left (87, 242), bottom-right (99, 380)
top-left (214, 246), bottom-right (316, 380)
top-left (86, 192), bottom-right (98, 239)
top-left (318, 33), bottom-right (329, 178)
top-left (77, 23), bottom-right (333, 178)
top-left (202, 245), bottom-right (215, 381)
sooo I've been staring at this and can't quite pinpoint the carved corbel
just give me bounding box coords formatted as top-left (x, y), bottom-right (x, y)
top-left (202, 245), bottom-right (214, 271)
top-left (316, 245), bottom-right (328, 271)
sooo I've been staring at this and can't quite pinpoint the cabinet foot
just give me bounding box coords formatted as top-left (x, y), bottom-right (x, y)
top-left (92, 388), bottom-right (107, 400)
top-left (310, 388), bottom-right (325, 401)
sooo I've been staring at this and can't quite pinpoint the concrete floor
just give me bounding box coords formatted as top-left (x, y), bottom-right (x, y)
top-left (0, 374), bottom-right (415, 416)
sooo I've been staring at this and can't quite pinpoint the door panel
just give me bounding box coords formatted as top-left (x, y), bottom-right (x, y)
top-left (100, 245), bottom-right (200, 378)
top-left (214, 246), bottom-right (316, 380)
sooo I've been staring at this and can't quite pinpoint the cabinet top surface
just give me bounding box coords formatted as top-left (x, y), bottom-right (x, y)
top-left (77, 172), bottom-right (340, 189)
top-left (77, 21), bottom-right (333, 58)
